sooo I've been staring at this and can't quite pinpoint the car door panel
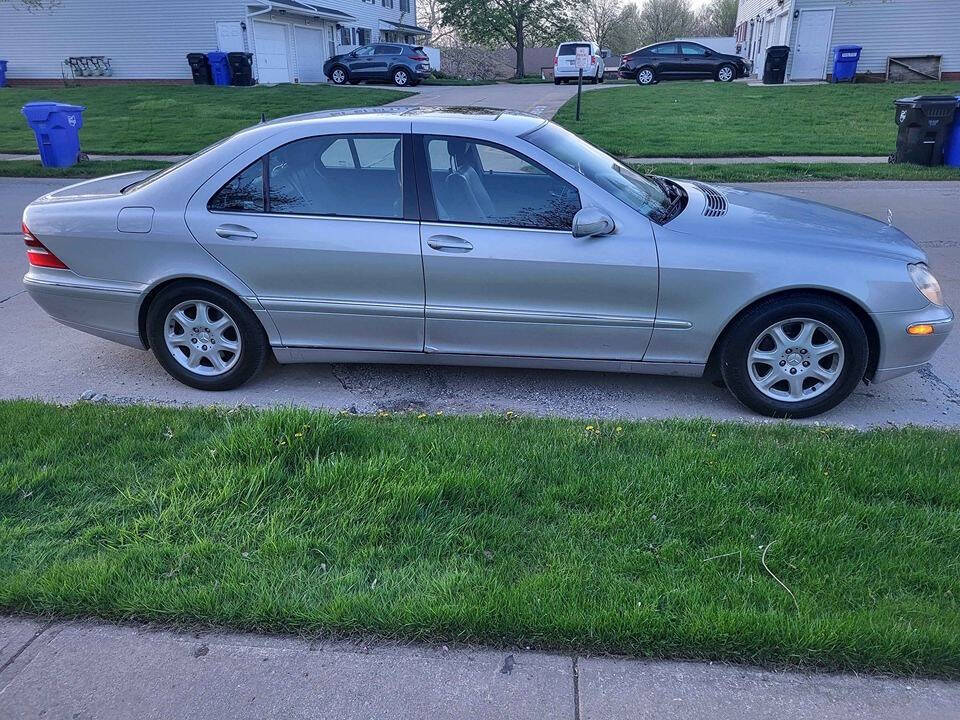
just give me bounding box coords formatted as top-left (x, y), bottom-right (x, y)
top-left (679, 43), bottom-right (714, 77)
top-left (415, 133), bottom-right (659, 361)
top-left (185, 131), bottom-right (424, 351)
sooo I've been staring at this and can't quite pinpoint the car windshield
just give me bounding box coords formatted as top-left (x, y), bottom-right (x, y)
top-left (524, 122), bottom-right (672, 220)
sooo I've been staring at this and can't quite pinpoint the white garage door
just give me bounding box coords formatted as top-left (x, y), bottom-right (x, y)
top-left (295, 26), bottom-right (327, 82)
top-left (254, 21), bottom-right (290, 84)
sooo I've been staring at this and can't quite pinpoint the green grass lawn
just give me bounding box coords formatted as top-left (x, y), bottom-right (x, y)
top-left (555, 81), bottom-right (960, 157)
top-left (0, 84), bottom-right (410, 155)
top-left (2, 401), bottom-right (958, 677)
top-left (0, 159), bottom-right (172, 178)
top-left (634, 162), bottom-right (960, 183)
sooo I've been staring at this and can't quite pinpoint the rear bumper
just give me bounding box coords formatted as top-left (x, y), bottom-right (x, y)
top-left (870, 303), bottom-right (953, 383)
top-left (23, 272), bottom-right (146, 349)
top-left (618, 67), bottom-right (637, 79)
top-left (555, 66), bottom-right (600, 78)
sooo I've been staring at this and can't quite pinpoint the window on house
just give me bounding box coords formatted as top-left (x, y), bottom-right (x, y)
top-left (339, 27), bottom-right (351, 45)
top-left (400, 0), bottom-right (410, 11)
top-left (358, 28), bottom-right (372, 45)
top-left (382, 0), bottom-right (394, 7)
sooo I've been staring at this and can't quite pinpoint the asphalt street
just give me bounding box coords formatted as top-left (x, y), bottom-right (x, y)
top-left (2, 177), bottom-right (958, 427)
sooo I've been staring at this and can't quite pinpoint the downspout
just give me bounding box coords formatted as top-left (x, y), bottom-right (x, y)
top-left (783, 0), bottom-right (796, 81)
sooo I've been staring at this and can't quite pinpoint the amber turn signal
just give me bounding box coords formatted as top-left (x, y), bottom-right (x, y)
top-left (907, 324), bottom-right (935, 336)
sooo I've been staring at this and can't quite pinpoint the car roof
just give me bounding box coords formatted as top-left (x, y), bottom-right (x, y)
top-left (251, 105), bottom-right (547, 137)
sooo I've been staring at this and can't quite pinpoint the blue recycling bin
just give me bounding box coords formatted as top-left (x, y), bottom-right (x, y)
top-left (832, 45), bottom-right (862, 83)
top-left (944, 97), bottom-right (960, 168)
top-left (0, 60), bottom-right (8, 87)
top-left (21, 102), bottom-right (86, 167)
top-left (207, 52), bottom-right (232, 86)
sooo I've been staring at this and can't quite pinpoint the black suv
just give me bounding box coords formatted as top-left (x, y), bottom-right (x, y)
top-left (619, 41), bottom-right (748, 86)
top-left (324, 43), bottom-right (431, 87)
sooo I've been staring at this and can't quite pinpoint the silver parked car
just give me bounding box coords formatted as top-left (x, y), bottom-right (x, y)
top-left (22, 108), bottom-right (953, 418)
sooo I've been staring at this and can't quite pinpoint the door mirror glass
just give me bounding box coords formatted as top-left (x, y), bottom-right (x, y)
top-left (572, 207), bottom-right (615, 238)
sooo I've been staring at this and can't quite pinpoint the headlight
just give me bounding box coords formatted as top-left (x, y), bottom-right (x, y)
top-left (908, 263), bottom-right (944, 306)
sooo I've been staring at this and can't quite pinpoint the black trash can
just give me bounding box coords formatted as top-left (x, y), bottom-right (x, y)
top-left (892, 95), bottom-right (958, 165)
top-left (763, 45), bottom-right (790, 84)
top-left (187, 53), bottom-right (212, 85)
top-left (228, 52), bottom-right (255, 86)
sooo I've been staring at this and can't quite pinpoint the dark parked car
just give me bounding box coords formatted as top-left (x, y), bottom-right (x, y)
top-left (619, 41), bottom-right (748, 85)
top-left (323, 43), bottom-right (431, 87)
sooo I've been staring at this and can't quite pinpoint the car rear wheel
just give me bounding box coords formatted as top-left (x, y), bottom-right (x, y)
top-left (554, 78), bottom-right (561, 85)
top-left (636, 67), bottom-right (656, 85)
top-left (330, 67), bottom-right (348, 85)
top-left (146, 282), bottom-right (268, 391)
top-left (719, 295), bottom-right (868, 418)
top-left (717, 64), bottom-right (736, 82)
top-left (393, 68), bottom-right (410, 86)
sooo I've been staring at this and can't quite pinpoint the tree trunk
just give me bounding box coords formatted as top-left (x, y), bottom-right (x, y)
top-left (514, 19), bottom-right (525, 78)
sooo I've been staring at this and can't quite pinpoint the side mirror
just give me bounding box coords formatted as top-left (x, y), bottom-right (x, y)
top-left (572, 207), bottom-right (615, 238)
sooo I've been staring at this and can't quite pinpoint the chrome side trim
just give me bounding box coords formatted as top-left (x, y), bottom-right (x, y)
top-left (421, 221), bottom-right (571, 235)
top-left (259, 297), bottom-right (424, 318)
top-left (653, 318), bottom-right (693, 329)
top-left (426, 305), bottom-right (656, 327)
top-left (208, 210), bottom-right (418, 225)
top-left (272, 346), bottom-right (706, 377)
top-left (23, 275), bottom-right (141, 296)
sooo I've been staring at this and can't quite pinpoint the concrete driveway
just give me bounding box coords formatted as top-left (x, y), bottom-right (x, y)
top-left (2, 178), bottom-right (958, 427)
top-left (387, 80), bottom-right (622, 115)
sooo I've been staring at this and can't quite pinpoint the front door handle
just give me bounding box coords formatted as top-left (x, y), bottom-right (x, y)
top-left (215, 224), bottom-right (258, 241)
top-left (427, 235), bottom-right (473, 253)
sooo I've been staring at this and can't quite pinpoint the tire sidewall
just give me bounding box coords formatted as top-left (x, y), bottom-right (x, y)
top-left (146, 283), bottom-right (268, 391)
top-left (717, 64), bottom-right (735, 82)
top-left (393, 68), bottom-right (409, 86)
top-left (331, 67), bottom-right (347, 84)
top-left (637, 68), bottom-right (656, 85)
top-left (720, 297), bottom-right (869, 418)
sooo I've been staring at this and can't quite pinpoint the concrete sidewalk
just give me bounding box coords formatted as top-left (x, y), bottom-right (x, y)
top-left (1, 617), bottom-right (957, 719)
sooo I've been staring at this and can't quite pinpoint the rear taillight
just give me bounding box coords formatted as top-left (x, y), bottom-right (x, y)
top-left (23, 221), bottom-right (68, 269)
top-left (622, 54), bottom-right (634, 62)
top-left (409, 54), bottom-right (428, 61)
top-left (554, 56), bottom-right (558, 65)
top-left (591, 57), bottom-right (596, 64)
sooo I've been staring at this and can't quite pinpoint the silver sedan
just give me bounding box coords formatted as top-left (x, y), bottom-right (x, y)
top-left (21, 107), bottom-right (953, 418)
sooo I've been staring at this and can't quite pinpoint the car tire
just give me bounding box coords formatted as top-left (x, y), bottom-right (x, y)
top-left (719, 294), bottom-right (869, 419)
top-left (392, 68), bottom-right (411, 86)
top-left (598, 72), bottom-right (605, 83)
top-left (636, 67), bottom-right (656, 85)
top-left (554, 78), bottom-right (561, 85)
top-left (330, 66), bottom-right (348, 85)
top-left (717, 63), bottom-right (736, 82)
top-left (146, 282), bottom-right (269, 391)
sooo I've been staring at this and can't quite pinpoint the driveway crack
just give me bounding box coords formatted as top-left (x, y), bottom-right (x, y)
top-left (572, 655), bottom-right (581, 720)
top-left (918, 366), bottom-right (960, 407)
top-left (0, 620), bottom-right (54, 687)
top-left (0, 290), bottom-right (25, 305)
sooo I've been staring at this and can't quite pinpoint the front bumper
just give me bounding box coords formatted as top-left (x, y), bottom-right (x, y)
top-left (870, 303), bottom-right (953, 382)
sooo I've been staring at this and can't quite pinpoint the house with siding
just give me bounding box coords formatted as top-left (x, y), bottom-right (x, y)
top-left (0, 0), bottom-right (429, 85)
top-left (734, 0), bottom-right (960, 82)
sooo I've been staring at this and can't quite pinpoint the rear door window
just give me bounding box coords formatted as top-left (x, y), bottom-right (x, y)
top-left (558, 43), bottom-right (591, 56)
top-left (650, 43), bottom-right (680, 55)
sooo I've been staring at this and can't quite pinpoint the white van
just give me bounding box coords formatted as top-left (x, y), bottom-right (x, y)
top-left (553, 41), bottom-right (605, 84)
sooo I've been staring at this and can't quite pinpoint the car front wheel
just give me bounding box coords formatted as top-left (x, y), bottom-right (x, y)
top-left (146, 282), bottom-right (269, 391)
top-left (719, 294), bottom-right (868, 418)
top-left (330, 67), bottom-right (348, 85)
top-left (636, 67), bottom-right (656, 85)
top-left (717, 64), bottom-right (736, 82)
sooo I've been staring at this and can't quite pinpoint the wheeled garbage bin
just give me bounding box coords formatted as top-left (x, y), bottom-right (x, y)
top-left (227, 52), bottom-right (255, 86)
top-left (0, 60), bottom-right (8, 88)
top-left (763, 46), bottom-right (790, 84)
top-left (831, 45), bottom-right (861, 83)
top-left (943, 96), bottom-right (960, 168)
top-left (187, 53), bottom-right (213, 84)
top-left (21, 102), bottom-right (86, 168)
top-left (207, 51), bottom-right (232, 86)
top-left (893, 96), bottom-right (958, 165)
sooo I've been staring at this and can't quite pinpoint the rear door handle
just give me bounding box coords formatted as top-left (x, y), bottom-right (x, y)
top-left (427, 235), bottom-right (473, 253)
top-left (215, 224), bottom-right (258, 241)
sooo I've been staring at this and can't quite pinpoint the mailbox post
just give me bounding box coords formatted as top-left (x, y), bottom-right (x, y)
top-left (575, 45), bottom-right (590, 121)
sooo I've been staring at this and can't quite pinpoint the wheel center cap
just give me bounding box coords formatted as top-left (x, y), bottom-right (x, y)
top-left (786, 353), bottom-right (802, 366)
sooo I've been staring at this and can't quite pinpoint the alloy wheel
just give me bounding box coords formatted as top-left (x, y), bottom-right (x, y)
top-left (746, 318), bottom-right (845, 402)
top-left (718, 66), bottom-right (734, 82)
top-left (164, 300), bottom-right (242, 377)
top-left (637, 69), bottom-right (654, 85)
top-left (331, 68), bottom-right (345, 84)
top-left (394, 70), bottom-right (409, 86)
